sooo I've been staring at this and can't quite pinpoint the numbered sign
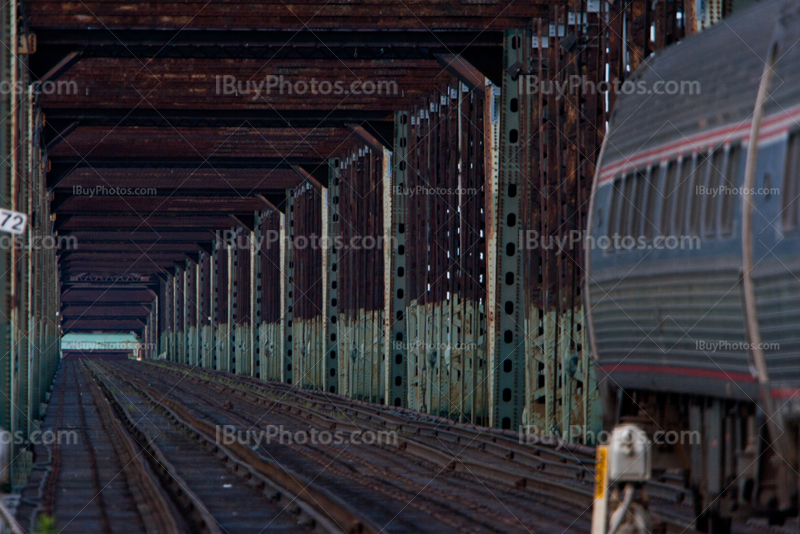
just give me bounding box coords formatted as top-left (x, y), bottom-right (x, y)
top-left (0, 209), bottom-right (27, 235)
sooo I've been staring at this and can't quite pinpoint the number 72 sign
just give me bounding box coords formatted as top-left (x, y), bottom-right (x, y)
top-left (0, 209), bottom-right (27, 235)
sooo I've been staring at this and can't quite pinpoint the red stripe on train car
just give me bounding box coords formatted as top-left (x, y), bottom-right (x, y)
top-left (597, 102), bottom-right (800, 184)
top-left (770, 388), bottom-right (800, 399)
top-left (601, 364), bottom-right (757, 382)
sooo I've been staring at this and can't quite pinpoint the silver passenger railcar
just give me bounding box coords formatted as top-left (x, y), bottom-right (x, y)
top-left (587, 0), bottom-right (800, 529)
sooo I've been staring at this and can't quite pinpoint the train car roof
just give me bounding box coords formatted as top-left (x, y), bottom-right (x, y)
top-left (601, 0), bottom-right (785, 172)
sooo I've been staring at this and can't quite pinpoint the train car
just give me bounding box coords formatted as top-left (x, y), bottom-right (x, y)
top-left (586, 0), bottom-right (800, 530)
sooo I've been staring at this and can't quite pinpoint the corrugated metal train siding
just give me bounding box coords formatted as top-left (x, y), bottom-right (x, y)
top-left (591, 267), bottom-right (753, 395)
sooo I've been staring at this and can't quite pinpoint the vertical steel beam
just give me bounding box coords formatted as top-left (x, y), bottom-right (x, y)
top-left (193, 259), bottom-right (200, 365)
top-left (210, 241), bottom-right (219, 369)
top-left (249, 225), bottom-right (257, 377)
top-left (281, 193), bottom-right (295, 383)
top-left (181, 262), bottom-right (188, 364)
top-left (169, 273), bottom-right (177, 360)
top-left (488, 30), bottom-right (527, 429)
top-left (254, 213), bottom-right (263, 378)
top-left (323, 160), bottom-right (340, 393)
top-left (386, 112), bottom-right (409, 407)
top-left (200, 251), bottom-right (212, 368)
top-left (230, 230), bottom-right (239, 373)
top-left (225, 236), bottom-right (233, 371)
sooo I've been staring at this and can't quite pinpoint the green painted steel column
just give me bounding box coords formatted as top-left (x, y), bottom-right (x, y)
top-left (324, 160), bottom-right (340, 393)
top-left (387, 111), bottom-right (409, 408)
top-left (282, 192), bottom-right (295, 384)
top-left (489, 29), bottom-right (527, 430)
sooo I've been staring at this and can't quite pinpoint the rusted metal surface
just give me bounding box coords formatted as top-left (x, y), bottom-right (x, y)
top-left (337, 143), bottom-right (386, 403)
top-left (48, 126), bottom-right (354, 160)
top-left (290, 183), bottom-right (324, 389)
top-left (257, 209), bottom-right (282, 382)
top-left (213, 234), bottom-right (231, 371)
top-left (232, 226), bottom-right (253, 375)
top-left (404, 77), bottom-right (489, 424)
top-left (27, 3), bottom-right (552, 30)
top-left (501, 2), bottom-right (688, 440)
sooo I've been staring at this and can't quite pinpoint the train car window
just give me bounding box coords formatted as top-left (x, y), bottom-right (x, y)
top-left (704, 148), bottom-right (726, 237)
top-left (620, 172), bottom-right (635, 238)
top-left (782, 132), bottom-right (800, 232)
top-left (631, 168), bottom-right (647, 239)
top-left (720, 145), bottom-right (741, 236)
top-left (689, 152), bottom-right (709, 235)
top-left (660, 160), bottom-right (678, 237)
top-left (606, 176), bottom-right (622, 244)
top-left (674, 156), bottom-right (695, 235)
top-left (643, 167), bottom-right (660, 240)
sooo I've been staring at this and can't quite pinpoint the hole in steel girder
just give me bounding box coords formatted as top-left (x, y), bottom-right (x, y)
top-left (330, 351), bottom-right (337, 359)
top-left (504, 330), bottom-right (513, 343)
top-left (502, 417), bottom-right (511, 429)
top-left (502, 388), bottom-right (512, 402)
top-left (510, 98), bottom-right (518, 112)
top-left (505, 272), bottom-right (514, 285)
top-left (509, 129), bottom-right (518, 143)
top-left (505, 301), bottom-right (514, 314)
top-left (395, 376), bottom-right (403, 386)
top-left (503, 359), bottom-right (512, 373)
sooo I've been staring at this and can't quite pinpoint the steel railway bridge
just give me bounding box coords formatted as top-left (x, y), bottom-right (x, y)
top-left (0, 0), bottom-right (769, 532)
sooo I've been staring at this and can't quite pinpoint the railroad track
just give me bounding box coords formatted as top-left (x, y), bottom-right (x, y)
top-left (98, 359), bottom-right (596, 533)
top-left (20, 360), bottom-right (175, 534)
top-left (21, 360), bottom-right (364, 534)
top-left (28, 358), bottom-right (782, 533)
top-left (140, 360), bottom-right (710, 534)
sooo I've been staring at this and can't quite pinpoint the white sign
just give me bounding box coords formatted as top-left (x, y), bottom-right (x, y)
top-left (0, 209), bottom-right (26, 235)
